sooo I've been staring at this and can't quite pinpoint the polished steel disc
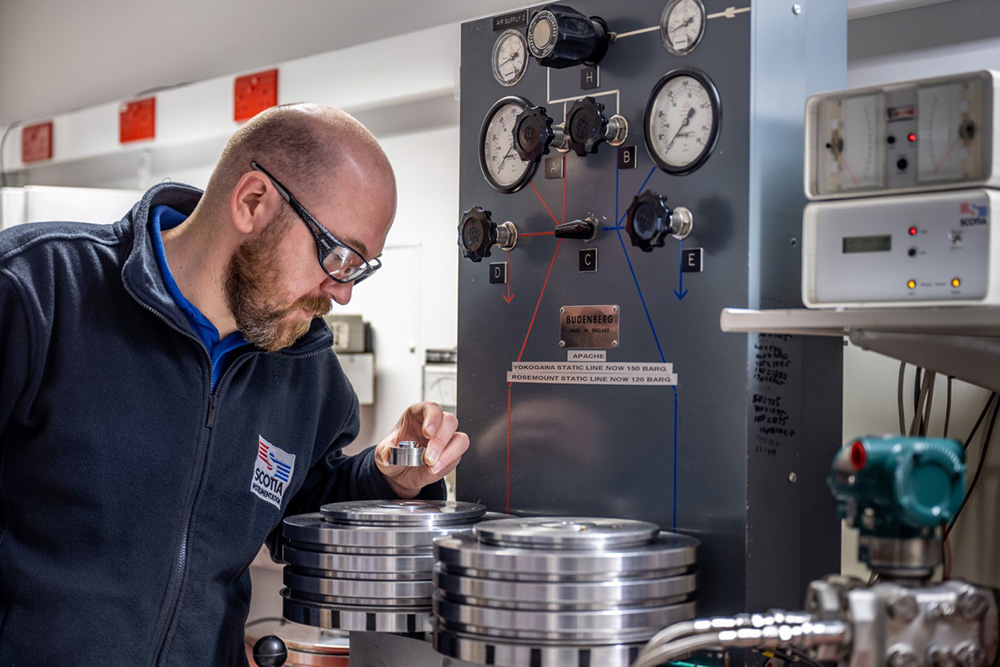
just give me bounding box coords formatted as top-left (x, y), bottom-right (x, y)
top-left (434, 532), bottom-right (698, 578)
top-left (286, 565), bottom-right (428, 582)
top-left (284, 513), bottom-right (474, 550)
top-left (284, 570), bottom-right (433, 601)
top-left (285, 539), bottom-right (432, 556)
top-left (434, 594), bottom-right (696, 642)
top-left (474, 517), bottom-right (659, 550)
top-left (434, 566), bottom-right (697, 610)
top-left (434, 628), bottom-right (646, 667)
top-left (283, 545), bottom-right (434, 576)
top-left (320, 500), bottom-right (486, 527)
top-left (282, 589), bottom-right (432, 633)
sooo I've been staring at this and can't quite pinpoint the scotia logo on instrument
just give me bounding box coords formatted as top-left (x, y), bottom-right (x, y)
top-left (251, 435), bottom-right (296, 509)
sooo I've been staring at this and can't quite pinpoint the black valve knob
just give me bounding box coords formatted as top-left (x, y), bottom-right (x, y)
top-left (625, 191), bottom-right (671, 252)
top-left (527, 5), bottom-right (610, 69)
top-left (514, 105), bottom-right (555, 162)
top-left (253, 635), bottom-right (287, 667)
top-left (554, 216), bottom-right (598, 241)
top-left (459, 206), bottom-right (518, 263)
top-left (566, 97), bottom-right (609, 157)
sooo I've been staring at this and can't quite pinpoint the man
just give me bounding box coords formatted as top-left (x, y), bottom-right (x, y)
top-left (0, 103), bottom-right (468, 665)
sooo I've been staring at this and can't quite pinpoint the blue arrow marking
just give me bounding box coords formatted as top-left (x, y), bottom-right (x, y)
top-left (673, 241), bottom-right (687, 300)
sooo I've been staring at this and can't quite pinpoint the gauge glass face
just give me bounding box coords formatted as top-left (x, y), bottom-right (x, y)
top-left (917, 79), bottom-right (982, 183)
top-left (645, 72), bottom-right (720, 174)
top-left (834, 94), bottom-right (886, 192)
top-left (492, 30), bottom-right (529, 87)
top-left (660, 0), bottom-right (706, 56)
top-left (480, 98), bottom-right (535, 193)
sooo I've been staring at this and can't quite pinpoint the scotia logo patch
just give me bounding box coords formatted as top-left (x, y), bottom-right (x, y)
top-left (251, 435), bottom-right (296, 509)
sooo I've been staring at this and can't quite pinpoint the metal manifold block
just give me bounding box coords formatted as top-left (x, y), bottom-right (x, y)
top-left (280, 500), bottom-right (501, 634)
top-left (432, 516), bottom-right (699, 667)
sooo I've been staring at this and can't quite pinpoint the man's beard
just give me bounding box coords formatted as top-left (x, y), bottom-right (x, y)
top-left (224, 212), bottom-right (332, 352)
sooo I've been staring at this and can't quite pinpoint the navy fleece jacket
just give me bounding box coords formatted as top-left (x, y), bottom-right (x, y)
top-left (0, 182), bottom-right (442, 666)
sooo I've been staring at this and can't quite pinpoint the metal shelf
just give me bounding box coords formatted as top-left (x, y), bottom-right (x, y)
top-left (720, 307), bottom-right (1000, 393)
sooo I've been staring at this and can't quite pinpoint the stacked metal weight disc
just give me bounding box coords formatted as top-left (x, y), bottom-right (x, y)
top-left (281, 499), bottom-right (494, 634)
top-left (433, 517), bottom-right (699, 667)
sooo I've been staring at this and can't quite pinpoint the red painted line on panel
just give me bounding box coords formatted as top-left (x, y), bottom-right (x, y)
top-left (562, 154), bottom-right (566, 224)
top-left (506, 387), bottom-right (512, 513)
top-left (517, 239), bottom-right (562, 363)
top-left (530, 182), bottom-right (560, 226)
top-left (520, 231), bottom-right (556, 237)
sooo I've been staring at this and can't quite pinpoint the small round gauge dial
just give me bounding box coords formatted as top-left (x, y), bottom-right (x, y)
top-left (492, 29), bottom-right (529, 87)
top-left (644, 69), bottom-right (721, 175)
top-left (660, 0), bottom-right (706, 56)
top-left (479, 96), bottom-right (537, 193)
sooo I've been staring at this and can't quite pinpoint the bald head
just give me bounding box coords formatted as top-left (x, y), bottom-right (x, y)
top-left (201, 103), bottom-right (395, 216)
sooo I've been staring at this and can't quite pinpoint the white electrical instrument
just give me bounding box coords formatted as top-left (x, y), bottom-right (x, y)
top-left (802, 188), bottom-right (1000, 308)
top-left (805, 70), bottom-right (1000, 200)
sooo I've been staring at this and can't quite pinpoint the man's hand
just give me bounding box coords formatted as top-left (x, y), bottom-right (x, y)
top-left (374, 402), bottom-right (470, 499)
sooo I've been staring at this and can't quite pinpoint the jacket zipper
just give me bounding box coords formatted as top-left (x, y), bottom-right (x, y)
top-left (121, 287), bottom-right (229, 667)
top-left (124, 282), bottom-right (330, 665)
top-left (149, 354), bottom-right (254, 666)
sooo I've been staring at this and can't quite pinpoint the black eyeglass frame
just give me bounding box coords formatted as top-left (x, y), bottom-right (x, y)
top-left (250, 161), bottom-right (382, 284)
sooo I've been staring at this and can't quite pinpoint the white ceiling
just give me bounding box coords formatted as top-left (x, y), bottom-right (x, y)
top-left (0, 0), bottom-right (530, 126)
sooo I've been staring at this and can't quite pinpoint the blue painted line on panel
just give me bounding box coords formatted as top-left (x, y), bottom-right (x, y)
top-left (615, 164), bottom-right (679, 533)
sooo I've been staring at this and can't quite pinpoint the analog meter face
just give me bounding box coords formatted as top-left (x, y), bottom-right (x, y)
top-left (644, 69), bottom-right (721, 175)
top-left (917, 79), bottom-right (983, 183)
top-left (660, 0), bottom-right (706, 56)
top-left (818, 93), bottom-right (886, 194)
top-left (492, 29), bottom-right (529, 87)
top-left (479, 96), bottom-right (537, 193)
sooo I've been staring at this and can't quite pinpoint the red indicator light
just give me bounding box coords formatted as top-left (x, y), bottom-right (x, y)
top-left (850, 440), bottom-right (867, 470)
top-left (908, 227), bottom-right (918, 236)
top-left (908, 133), bottom-right (917, 142)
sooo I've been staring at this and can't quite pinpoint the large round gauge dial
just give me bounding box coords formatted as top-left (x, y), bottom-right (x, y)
top-left (492, 29), bottom-right (529, 87)
top-left (479, 96), bottom-right (537, 193)
top-left (644, 69), bottom-right (721, 175)
top-left (660, 0), bottom-right (706, 56)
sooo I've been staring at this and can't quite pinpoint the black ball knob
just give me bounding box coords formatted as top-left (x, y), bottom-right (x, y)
top-left (527, 5), bottom-right (610, 69)
top-left (252, 635), bottom-right (287, 667)
top-left (514, 105), bottom-right (555, 163)
top-left (626, 190), bottom-right (672, 252)
top-left (566, 97), bottom-right (609, 157)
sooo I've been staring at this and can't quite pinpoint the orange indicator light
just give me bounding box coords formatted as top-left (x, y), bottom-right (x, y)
top-left (952, 278), bottom-right (961, 288)
top-left (907, 279), bottom-right (917, 290)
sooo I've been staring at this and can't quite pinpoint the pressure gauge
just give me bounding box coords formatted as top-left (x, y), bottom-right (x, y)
top-left (492, 29), bottom-right (529, 87)
top-left (644, 69), bottom-right (721, 175)
top-left (817, 93), bottom-right (886, 194)
top-left (917, 79), bottom-right (983, 183)
top-left (660, 0), bottom-right (706, 56)
top-left (479, 96), bottom-right (537, 193)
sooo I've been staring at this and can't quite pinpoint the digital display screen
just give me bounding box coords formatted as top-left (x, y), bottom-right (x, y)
top-left (843, 234), bottom-right (892, 254)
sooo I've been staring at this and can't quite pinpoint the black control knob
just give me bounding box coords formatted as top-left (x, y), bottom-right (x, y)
top-left (625, 190), bottom-right (694, 252)
top-left (554, 216), bottom-right (598, 241)
top-left (253, 635), bottom-right (287, 667)
top-left (566, 97), bottom-right (609, 157)
top-left (514, 105), bottom-right (555, 162)
top-left (459, 206), bottom-right (518, 262)
top-left (527, 5), bottom-right (610, 69)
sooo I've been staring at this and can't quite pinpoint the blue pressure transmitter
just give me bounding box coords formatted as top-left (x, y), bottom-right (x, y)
top-left (828, 435), bottom-right (966, 540)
